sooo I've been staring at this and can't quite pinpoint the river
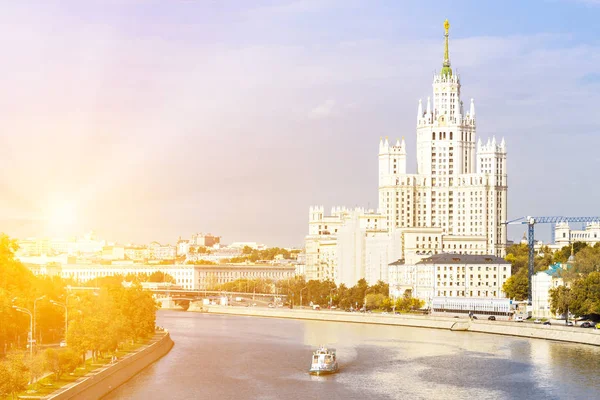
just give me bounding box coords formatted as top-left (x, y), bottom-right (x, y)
top-left (104, 310), bottom-right (600, 399)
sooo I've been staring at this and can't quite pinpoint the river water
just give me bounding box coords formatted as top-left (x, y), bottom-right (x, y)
top-left (105, 310), bottom-right (600, 400)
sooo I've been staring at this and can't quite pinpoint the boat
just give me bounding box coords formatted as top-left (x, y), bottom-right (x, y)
top-left (309, 346), bottom-right (339, 375)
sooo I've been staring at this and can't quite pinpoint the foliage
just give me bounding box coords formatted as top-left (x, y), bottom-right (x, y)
top-left (44, 348), bottom-right (79, 381)
top-left (553, 242), bottom-right (589, 264)
top-left (394, 292), bottom-right (425, 312)
top-left (226, 247), bottom-right (292, 263)
top-left (0, 351), bottom-right (29, 399)
top-left (549, 285), bottom-right (572, 317)
top-left (550, 272), bottom-right (600, 318)
top-left (504, 243), bottom-right (553, 276)
top-left (186, 259), bottom-right (217, 265)
top-left (365, 293), bottom-right (385, 309)
top-left (28, 352), bottom-right (46, 386)
top-left (573, 246), bottom-right (600, 275)
top-left (0, 234), bottom-right (158, 379)
top-left (502, 267), bottom-right (529, 301)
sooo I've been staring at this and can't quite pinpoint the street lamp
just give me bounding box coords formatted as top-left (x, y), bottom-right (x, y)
top-left (12, 306), bottom-right (33, 359)
top-left (50, 300), bottom-right (68, 346)
top-left (300, 286), bottom-right (308, 308)
top-left (34, 295), bottom-right (46, 346)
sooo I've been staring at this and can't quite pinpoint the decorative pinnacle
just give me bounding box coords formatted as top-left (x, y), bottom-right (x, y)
top-left (443, 19), bottom-right (450, 68)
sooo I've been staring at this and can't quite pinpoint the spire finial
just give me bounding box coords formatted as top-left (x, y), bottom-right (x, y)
top-left (441, 19), bottom-right (452, 78)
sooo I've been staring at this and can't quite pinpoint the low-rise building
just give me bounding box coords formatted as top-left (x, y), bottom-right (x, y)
top-left (195, 264), bottom-right (296, 290)
top-left (124, 246), bottom-right (149, 261)
top-left (531, 262), bottom-right (570, 318)
top-left (148, 242), bottom-right (177, 260)
top-left (554, 222), bottom-right (600, 248)
top-left (59, 263), bottom-right (198, 290)
top-left (389, 253), bottom-right (511, 309)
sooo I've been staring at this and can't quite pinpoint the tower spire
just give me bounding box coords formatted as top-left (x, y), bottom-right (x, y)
top-left (441, 19), bottom-right (452, 78)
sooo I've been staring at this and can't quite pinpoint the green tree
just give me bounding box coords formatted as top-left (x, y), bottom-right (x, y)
top-left (568, 272), bottom-right (600, 317)
top-left (502, 267), bottom-right (529, 300)
top-left (573, 246), bottom-right (600, 275)
top-left (549, 285), bottom-right (572, 317)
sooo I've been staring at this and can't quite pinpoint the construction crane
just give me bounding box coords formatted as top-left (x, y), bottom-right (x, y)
top-left (505, 216), bottom-right (600, 305)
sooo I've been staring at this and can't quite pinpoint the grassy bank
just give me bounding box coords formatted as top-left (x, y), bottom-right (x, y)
top-left (2, 338), bottom-right (151, 400)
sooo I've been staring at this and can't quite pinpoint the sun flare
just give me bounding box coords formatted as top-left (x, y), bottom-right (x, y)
top-left (46, 201), bottom-right (77, 229)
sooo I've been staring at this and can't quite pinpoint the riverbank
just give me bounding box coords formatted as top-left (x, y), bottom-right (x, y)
top-left (40, 331), bottom-right (173, 400)
top-left (202, 306), bottom-right (600, 346)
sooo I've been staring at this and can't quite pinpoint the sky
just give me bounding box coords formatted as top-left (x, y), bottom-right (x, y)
top-left (1, 0), bottom-right (600, 247)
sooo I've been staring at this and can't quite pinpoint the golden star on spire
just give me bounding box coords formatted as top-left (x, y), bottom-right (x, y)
top-left (444, 19), bottom-right (450, 34)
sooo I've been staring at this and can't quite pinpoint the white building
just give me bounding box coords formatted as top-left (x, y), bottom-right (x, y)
top-left (148, 242), bottom-right (177, 260)
top-left (554, 222), bottom-right (600, 248)
top-left (531, 262), bottom-right (569, 318)
top-left (59, 263), bottom-right (198, 290)
top-left (305, 20), bottom-right (508, 286)
top-left (388, 253), bottom-right (511, 309)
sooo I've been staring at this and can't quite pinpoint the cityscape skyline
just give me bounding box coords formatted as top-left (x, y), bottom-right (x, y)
top-left (2, 1), bottom-right (600, 247)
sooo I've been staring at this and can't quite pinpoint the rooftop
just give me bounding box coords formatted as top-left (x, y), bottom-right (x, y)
top-left (416, 253), bottom-right (509, 265)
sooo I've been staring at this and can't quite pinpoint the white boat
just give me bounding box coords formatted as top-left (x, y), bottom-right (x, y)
top-left (309, 346), bottom-right (338, 375)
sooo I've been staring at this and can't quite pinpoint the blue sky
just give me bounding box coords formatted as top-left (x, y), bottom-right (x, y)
top-left (1, 0), bottom-right (599, 246)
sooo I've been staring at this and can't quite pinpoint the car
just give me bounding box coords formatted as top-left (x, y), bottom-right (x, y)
top-left (565, 321), bottom-right (574, 326)
top-left (543, 321), bottom-right (551, 326)
top-left (488, 316), bottom-right (496, 321)
top-left (268, 303), bottom-right (274, 308)
top-left (534, 319), bottom-right (542, 324)
top-left (515, 316), bottom-right (524, 322)
top-left (580, 321), bottom-right (595, 328)
top-left (60, 341), bottom-right (67, 347)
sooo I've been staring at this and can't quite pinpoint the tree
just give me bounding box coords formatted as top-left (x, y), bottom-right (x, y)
top-left (549, 285), bottom-right (572, 317)
top-left (365, 293), bottom-right (385, 310)
top-left (568, 272), bottom-right (600, 317)
top-left (28, 352), bottom-right (46, 386)
top-left (147, 271), bottom-right (176, 284)
top-left (574, 247), bottom-right (600, 275)
top-left (505, 244), bottom-right (529, 275)
top-left (45, 348), bottom-right (80, 381)
top-left (395, 291), bottom-right (424, 312)
top-left (0, 352), bottom-right (29, 399)
top-left (367, 280), bottom-right (389, 296)
top-left (502, 267), bottom-right (528, 300)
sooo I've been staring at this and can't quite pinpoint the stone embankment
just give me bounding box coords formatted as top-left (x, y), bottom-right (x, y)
top-left (45, 331), bottom-right (174, 400)
top-left (202, 306), bottom-right (600, 346)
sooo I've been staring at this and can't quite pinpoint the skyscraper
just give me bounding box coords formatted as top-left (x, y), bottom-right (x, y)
top-left (306, 20), bottom-right (508, 286)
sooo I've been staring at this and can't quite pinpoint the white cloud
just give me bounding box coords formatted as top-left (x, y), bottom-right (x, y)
top-left (309, 99), bottom-right (336, 119)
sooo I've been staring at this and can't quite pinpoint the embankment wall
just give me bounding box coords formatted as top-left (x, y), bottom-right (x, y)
top-left (204, 306), bottom-right (600, 346)
top-left (47, 331), bottom-right (174, 400)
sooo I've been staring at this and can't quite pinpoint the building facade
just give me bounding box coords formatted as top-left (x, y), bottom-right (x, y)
top-left (195, 264), bottom-right (296, 290)
top-left (554, 222), bottom-right (600, 248)
top-left (59, 264), bottom-right (198, 290)
top-left (531, 262), bottom-right (569, 318)
top-left (388, 254), bottom-right (511, 309)
top-left (305, 20), bottom-right (508, 286)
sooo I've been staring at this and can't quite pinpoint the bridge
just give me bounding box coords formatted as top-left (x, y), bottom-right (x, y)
top-left (148, 289), bottom-right (287, 300)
